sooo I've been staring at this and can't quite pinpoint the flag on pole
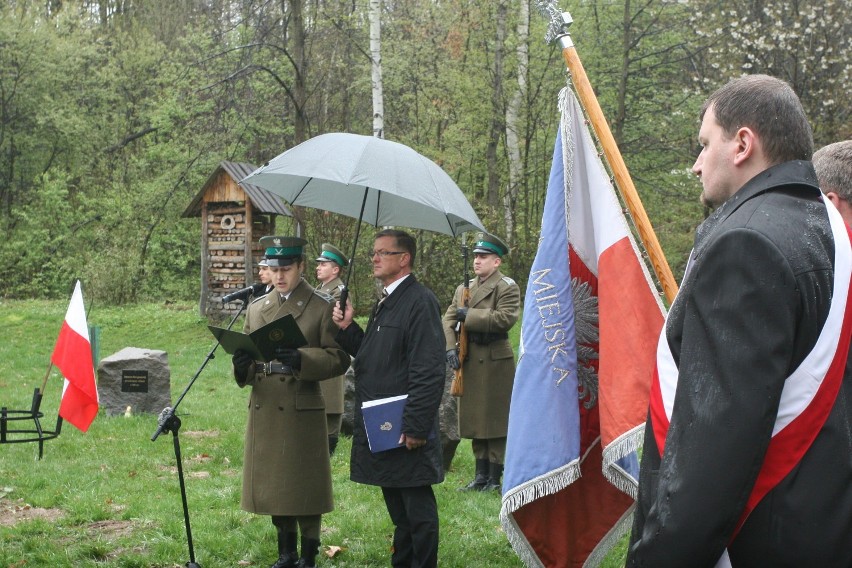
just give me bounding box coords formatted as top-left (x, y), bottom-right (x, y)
top-left (500, 87), bottom-right (665, 567)
top-left (52, 280), bottom-right (99, 432)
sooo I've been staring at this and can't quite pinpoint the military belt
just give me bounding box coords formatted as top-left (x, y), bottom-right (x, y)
top-left (467, 331), bottom-right (509, 345)
top-left (258, 362), bottom-right (293, 375)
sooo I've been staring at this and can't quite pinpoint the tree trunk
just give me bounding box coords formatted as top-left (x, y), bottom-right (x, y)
top-left (369, 0), bottom-right (384, 139)
top-left (615, 0), bottom-right (632, 144)
top-left (503, 0), bottom-right (528, 247)
top-left (486, 0), bottom-right (507, 211)
top-left (285, 0), bottom-right (309, 144)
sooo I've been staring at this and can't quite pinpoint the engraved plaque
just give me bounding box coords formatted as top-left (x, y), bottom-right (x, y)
top-left (121, 370), bottom-right (149, 393)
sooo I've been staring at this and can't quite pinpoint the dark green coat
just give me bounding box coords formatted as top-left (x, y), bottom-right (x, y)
top-left (316, 276), bottom-right (346, 414)
top-left (236, 279), bottom-right (349, 515)
top-left (443, 269), bottom-right (520, 438)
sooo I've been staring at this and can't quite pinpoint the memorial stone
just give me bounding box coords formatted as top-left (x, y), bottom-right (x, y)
top-left (98, 347), bottom-right (171, 416)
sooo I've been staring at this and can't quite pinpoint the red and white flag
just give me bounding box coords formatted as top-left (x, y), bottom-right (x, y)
top-left (52, 280), bottom-right (98, 432)
top-left (501, 87), bottom-right (665, 566)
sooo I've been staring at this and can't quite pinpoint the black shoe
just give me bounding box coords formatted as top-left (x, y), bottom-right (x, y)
top-left (458, 458), bottom-right (489, 491)
top-left (271, 552), bottom-right (300, 568)
top-left (271, 530), bottom-right (299, 568)
top-left (482, 462), bottom-right (503, 492)
top-left (298, 537), bottom-right (320, 568)
top-left (459, 477), bottom-right (488, 491)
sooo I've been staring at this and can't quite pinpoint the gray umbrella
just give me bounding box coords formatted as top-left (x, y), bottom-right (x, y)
top-left (242, 132), bottom-right (485, 238)
top-left (242, 133), bottom-right (486, 306)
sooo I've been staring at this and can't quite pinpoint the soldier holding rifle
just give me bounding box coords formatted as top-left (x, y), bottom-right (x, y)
top-left (314, 242), bottom-right (350, 455)
top-left (443, 232), bottom-right (520, 492)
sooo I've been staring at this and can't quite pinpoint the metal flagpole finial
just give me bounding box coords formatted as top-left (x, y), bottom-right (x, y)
top-left (535, 1), bottom-right (574, 48)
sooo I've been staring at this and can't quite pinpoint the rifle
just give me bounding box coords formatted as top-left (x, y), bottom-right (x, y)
top-left (450, 244), bottom-right (470, 397)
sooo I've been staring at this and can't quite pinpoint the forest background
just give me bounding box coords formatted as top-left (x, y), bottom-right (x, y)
top-left (1, 0), bottom-right (849, 311)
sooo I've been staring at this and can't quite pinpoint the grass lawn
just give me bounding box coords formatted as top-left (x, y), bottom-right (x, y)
top-left (0, 299), bottom-right (626, 567)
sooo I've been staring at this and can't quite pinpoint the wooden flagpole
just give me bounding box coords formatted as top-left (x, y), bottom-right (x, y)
top-left (538, 5), bottom-right (678, 304)
top-left (40, 362), bottom-right (54, 395)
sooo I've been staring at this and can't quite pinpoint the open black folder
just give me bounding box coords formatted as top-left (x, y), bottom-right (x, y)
top-left (208, 315), bottom-right (307, 362)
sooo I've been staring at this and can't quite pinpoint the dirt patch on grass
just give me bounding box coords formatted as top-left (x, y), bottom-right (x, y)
top-left (0, 497), bottom-right (64, 526)
top-left (86, 519), bottom-right (136, 538)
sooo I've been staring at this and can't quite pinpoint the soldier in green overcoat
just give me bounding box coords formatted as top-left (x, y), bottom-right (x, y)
top-left (314, 243), bottom-right (350, 455)
top-left (443, 232), bottom-right (520, 492)
top-left (232, 236), bottom-right (349, 568)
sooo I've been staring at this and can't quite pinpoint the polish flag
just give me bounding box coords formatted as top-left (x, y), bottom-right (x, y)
top-left (52, 280), bottom-right (98, 432)
top-left (501, 87), bottom-right (665, 566)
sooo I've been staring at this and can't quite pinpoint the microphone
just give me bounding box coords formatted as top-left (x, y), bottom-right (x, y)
top-left (222, 283), bottom-right (266, 303)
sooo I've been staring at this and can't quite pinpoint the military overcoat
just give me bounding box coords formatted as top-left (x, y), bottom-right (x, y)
top-left (236, 279), bottom-right (349, 515)
top-left (316, 276), bottom-right (347, 415)
top-left (442, 269), bottom-right (520, 438)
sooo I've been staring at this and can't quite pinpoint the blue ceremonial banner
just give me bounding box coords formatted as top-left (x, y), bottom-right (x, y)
top-left (503, 124), bottom-right (581, 507)
top-left (501, 87), bottom-right (662, 567)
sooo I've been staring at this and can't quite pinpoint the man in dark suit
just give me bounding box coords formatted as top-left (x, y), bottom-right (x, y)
top-left (628, 75), bottom-right (852, 567)
top-left (333, 229), bottom-right (445, 568)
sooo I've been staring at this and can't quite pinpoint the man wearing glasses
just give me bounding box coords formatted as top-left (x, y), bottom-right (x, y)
top-left (333, 229), bottom-right (445, 568)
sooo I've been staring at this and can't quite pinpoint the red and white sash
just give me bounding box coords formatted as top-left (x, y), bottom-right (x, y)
top-left (649, 195), bottom-right (852, 566)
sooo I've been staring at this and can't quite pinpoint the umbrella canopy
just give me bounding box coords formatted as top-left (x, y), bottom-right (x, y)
top-left (242, 133), bottom-right (485, 237)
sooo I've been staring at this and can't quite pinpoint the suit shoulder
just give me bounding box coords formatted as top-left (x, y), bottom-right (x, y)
top-left (501, 276), bottom-right (517, 286)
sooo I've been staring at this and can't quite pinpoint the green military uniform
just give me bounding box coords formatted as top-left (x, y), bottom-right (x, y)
top-left (315, 243), bottom-right (350, 454)
top-left (443, 232), bottom-right (520, 491)
top-left (234, 236), bottom-right (349, 568)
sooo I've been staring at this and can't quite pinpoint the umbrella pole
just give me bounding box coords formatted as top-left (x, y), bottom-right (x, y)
top-left (340, 188), bottom-right (371, 313)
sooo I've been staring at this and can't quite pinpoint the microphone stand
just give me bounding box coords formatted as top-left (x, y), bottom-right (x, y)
top-left (151, 298), bottom-right (250, 568)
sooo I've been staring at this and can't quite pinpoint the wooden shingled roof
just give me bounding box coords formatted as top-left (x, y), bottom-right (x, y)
top-left (182, 161), bottom-right (292, 218)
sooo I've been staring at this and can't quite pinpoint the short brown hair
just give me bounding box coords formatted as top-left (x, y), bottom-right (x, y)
top-left (700, 75), bottom-right (813, 165)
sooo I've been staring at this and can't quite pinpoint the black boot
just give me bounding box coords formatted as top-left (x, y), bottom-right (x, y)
top-left (328, 435), bottom-right (339, 456)
top-left (271, 531), bottom-right (299, 568)
top-left (459, 458), bottom-right (489, 491)
top-left (297, 537), bottom-right (321, 568)
top-left (483, 462), bottom-right (503, 492)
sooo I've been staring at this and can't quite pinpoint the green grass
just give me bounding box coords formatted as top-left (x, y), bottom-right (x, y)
top-left (0, 300), bottom-right (627, 567)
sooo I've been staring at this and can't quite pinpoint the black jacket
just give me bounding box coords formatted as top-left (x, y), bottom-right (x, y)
top-left (337, 274), bottom-right (445, 488)
top-left (629, 161), bottom-right (852, 567)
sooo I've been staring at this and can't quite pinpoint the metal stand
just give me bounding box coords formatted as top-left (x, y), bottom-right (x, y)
top-left (150, 301), bottom-right (248, 568)
top-left (1, 388), bottom-right (63, 459)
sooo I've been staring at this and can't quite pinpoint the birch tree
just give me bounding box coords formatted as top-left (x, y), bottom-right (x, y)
top-left (503, 0), bottom-right (529, 248)
top-left (370, 0), bottom-right (385, 138)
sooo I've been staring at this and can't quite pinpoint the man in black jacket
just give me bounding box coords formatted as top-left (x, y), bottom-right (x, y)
top-left (628, 75), bottom-right (852, 567)
top-left (333, 229), bottom-right (445, 568)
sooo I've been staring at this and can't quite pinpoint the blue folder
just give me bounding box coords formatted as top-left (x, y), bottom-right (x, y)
top-left (362, 395), bottom-right (409, 453)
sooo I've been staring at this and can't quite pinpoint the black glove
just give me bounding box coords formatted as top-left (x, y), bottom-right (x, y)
top-left (232, 349), bottom-right (254, 375)
top-left (456, 307), bottom-right (468, 322)
top-left (275, 347), bottom-right (302, 370)
top-left (446, 349), bottom-right (461, 370)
